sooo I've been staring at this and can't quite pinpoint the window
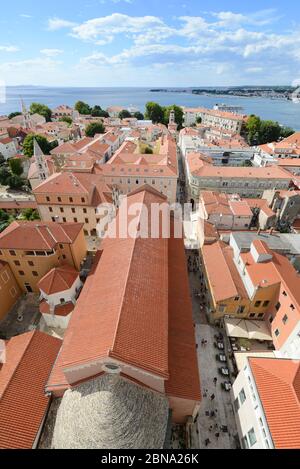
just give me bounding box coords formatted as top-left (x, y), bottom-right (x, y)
top-left (85, 218), bottom-right (89, 224)
top-left (282, 314), bottom-right (288, 325)
top-left (219, 304), bottom-right (226, 313)
top-left (28, 261), bottom-right (34, 267)
top-left (257, 313), bottom-right (264, 318)
top-left (18, 271), bottom-right (25, 276)
top-left (62, 255), bottom-right (66, 260)
top-left (269, 316), bottom-right (274, 324)
top-left (83, 208), bottom-right (87, 214)
top-left (249, 313), bottom-right (255, 318)
top-left (46, 196), bottom-right (50, 202)
top-left (69, 197), bottom-right (73, 203)
top-left (9, 250), bottom-right (16, 256)
top-left (275, 329), bottom-right (280, 337)
top-left (60, 207), bottom-right (64, 213)
top-left (52, 217), bottom-right (56, 222)
top-left (282, 291), bottom-right (287, 297)
top-left (81, 198), bottom-right (85, 203)
top-left (234, 296), bottom-right (240, 301)
top-left (14, 260), bottom-right (21, 266)
top-left (239, 388), bottom-right (246, 405)
top-left (263, 300), bottom-right (270, 307)
top-left (63, 217), bottom-right (66, 223)
top-left (290, 304), bottom-right (295, 310)
top-left (49, 207), bottom-right (53, 213)
top-left (74, 218), bottom-right (78, 223)
top-left (254, 301), bottom-right (261, 307)
top-left (275, 302), bottom-right (281, 311)
top-left (234, 398), bottom-right (240, 412)
top-left (58, 197), bottom-right (62, 202)
top-left (32, 271), bottom-right (38, 277)
top-left (237, 305), bottom-right (245, 314)
top-left (248, 428), bottom-right (257, 447)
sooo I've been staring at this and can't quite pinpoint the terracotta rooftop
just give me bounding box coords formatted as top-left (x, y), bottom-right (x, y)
top-left (0, 221), bottom-right (83, 250)
top-left (0, 331), bottom-right (61, 449)
top-left (38, 264), bottom-right (79, 295)
top-left (47, 186), bottom-right (201, 404)
top-left (249, 357), bottom-right (300, 449)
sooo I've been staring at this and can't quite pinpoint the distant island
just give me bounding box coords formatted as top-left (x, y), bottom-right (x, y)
top-left (150, 86), bottom-right (297, 100)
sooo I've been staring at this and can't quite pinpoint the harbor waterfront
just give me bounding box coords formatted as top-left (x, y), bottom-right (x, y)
top-left (1, 86), bottom-right (300, 130)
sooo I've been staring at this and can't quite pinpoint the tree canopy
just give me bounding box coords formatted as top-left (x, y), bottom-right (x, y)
top-left (145, 102), bottom-right (165, 124)
top-left (8, 112), bottom-right (22, 120)
top-left (23, 134), bottom-right (58, 157)
top-left (119, 110), bottom-right (132, 119)
top-left (245, 114), bottom-right (295, 145)
top-left (75, 101), bottom-right (92, 115)
top-left (85, 122), bottom-right (105, 137)
top-left (133, 112), bottom-right (144, 120)
top-left (29, 103), bottom-right (52, 122)
top-left (164, 105), bottom-right (184, 128)
top-left (9, 158), bottom-right (24, 176)
top-left (91, 105), bottom-right (109, 118)
top-left (59, 116), bottom-right (72, 126)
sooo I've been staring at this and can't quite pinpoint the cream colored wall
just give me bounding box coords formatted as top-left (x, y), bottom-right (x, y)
top-left (0, 265), bottom-right (21, 320)
top-left (37, 204), bottom-right (98, 236)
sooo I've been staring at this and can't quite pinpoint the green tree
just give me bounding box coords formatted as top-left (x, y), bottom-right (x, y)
top-left (259, 120), bottom-right (282, 144)
top-left (20, 208), bottom-right (40, 221)
top-left (163, 105), bottom-right (184, 128)
top-left (30, 102), bottom-right (52, 122)
top-left (280, 127), bottom-right (294, 139)
top-left (0, 153), bottom-right (5, 165)
top-left (91, 106), bottom-right (109, 118)
top-left (196, 116), bottom-right (202, 124)
top-left (75, 101), bottom-right (92, 115)
top-left (134, 111), bottom-right (144, 120)
top-left (85, 122), bottom-right (105, 137)
top-left (23, 134), bottom-right (58, 157)
top-left (6, 175), bottom-right (24, 190)
top-left (0, 167), bottom-right (10, 185)
top-left (119, 109), bottom-right (132, 119)
top-left (8, 112), bottom-right (22, 119)
top-left (145, 102), bottom-right (164, 123)
top-left (143, 147), bottom-right (153, 154)
top-left (59, 116), bottom-right (72, 126)
top-left (9, 158), bottom-right (23, 176)
top-left (245, 115), bottom-right (262, 145)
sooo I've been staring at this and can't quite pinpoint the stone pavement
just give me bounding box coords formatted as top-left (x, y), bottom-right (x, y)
top-left (0, 293), bottom-right (40, 339)
top-left (191, 324), bottom-right (239, 449)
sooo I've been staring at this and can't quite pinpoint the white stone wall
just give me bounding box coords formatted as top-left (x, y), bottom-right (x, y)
top-left (231, 362), bottom-right (274, 449)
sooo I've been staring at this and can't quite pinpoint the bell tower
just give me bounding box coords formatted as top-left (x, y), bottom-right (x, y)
top-left (34, 139), bottom-right (49, 181)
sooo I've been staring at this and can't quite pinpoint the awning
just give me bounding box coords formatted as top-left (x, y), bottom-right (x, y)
top-left (224, 318), bottom-right (272, 341)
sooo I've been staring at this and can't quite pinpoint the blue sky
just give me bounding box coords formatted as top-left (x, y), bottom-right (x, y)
top-left (1, 0), bottom-right (300, 86)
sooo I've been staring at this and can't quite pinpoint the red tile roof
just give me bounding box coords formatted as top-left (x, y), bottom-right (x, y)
top-left (38, 264), bottom-right (79, 295)
top-left (0, 331), bottom-right (61, 449)
top-left (47, 186), bottom-right (201, 404)
top-left (249, 357), bottom-right (300, 449)
top-left (0, 221), bottom-right (83, 250)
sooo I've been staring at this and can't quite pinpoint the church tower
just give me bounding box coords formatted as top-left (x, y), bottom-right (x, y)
top-left (20, 98), bottom-right (32, 129)
top-left (168, 109), bottom-right (178, 133)
top-left (34, 139), bottom-right (49, 181)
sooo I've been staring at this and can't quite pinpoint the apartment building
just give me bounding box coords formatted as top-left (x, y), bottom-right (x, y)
top-left (183, 107), bottom-right (247, 133)
top-left (199, 191), bottom-right (254, 230)
top-left (179, 128), bottom-right (254, 166)
top-left (185, 152), bottom-right (292, 203)
top-left (232, 357), bottom-right (300, 449)
top-left (0, 221), bottom-right (86, 293)
top-left (201, 240), bottom-right (278, 322)
top-left (95, 134), bottom-right (178, 203)
top-left (0, 261), bottom-right (21, 321)
top-left (33, 172), bottom-right (114, 237)
top-left (0, 137), bottom-right (18, 160)
top-left (259, 189), bottom-right (300, 229)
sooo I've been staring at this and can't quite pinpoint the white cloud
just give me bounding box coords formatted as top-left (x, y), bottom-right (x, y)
top-left (40, 48), bottom-right (64, 57)
top-left (48, 17), bottom-right (77, 31)
top-left (0, 45), bottom-right (19, 52)
top-left (20, 14), bottom-right (32, 18)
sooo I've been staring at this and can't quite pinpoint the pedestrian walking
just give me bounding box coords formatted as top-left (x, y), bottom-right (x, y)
top-left (204, 438), bottom-right (211, 447)
top-left (210, 393), bottom-right (215, 401)
top-left (209, 425), bottom-right (213, 432)
top-left (215, 432), bottom-right (220, 439)
top-left (213, 377), bottom-right (217, 386)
